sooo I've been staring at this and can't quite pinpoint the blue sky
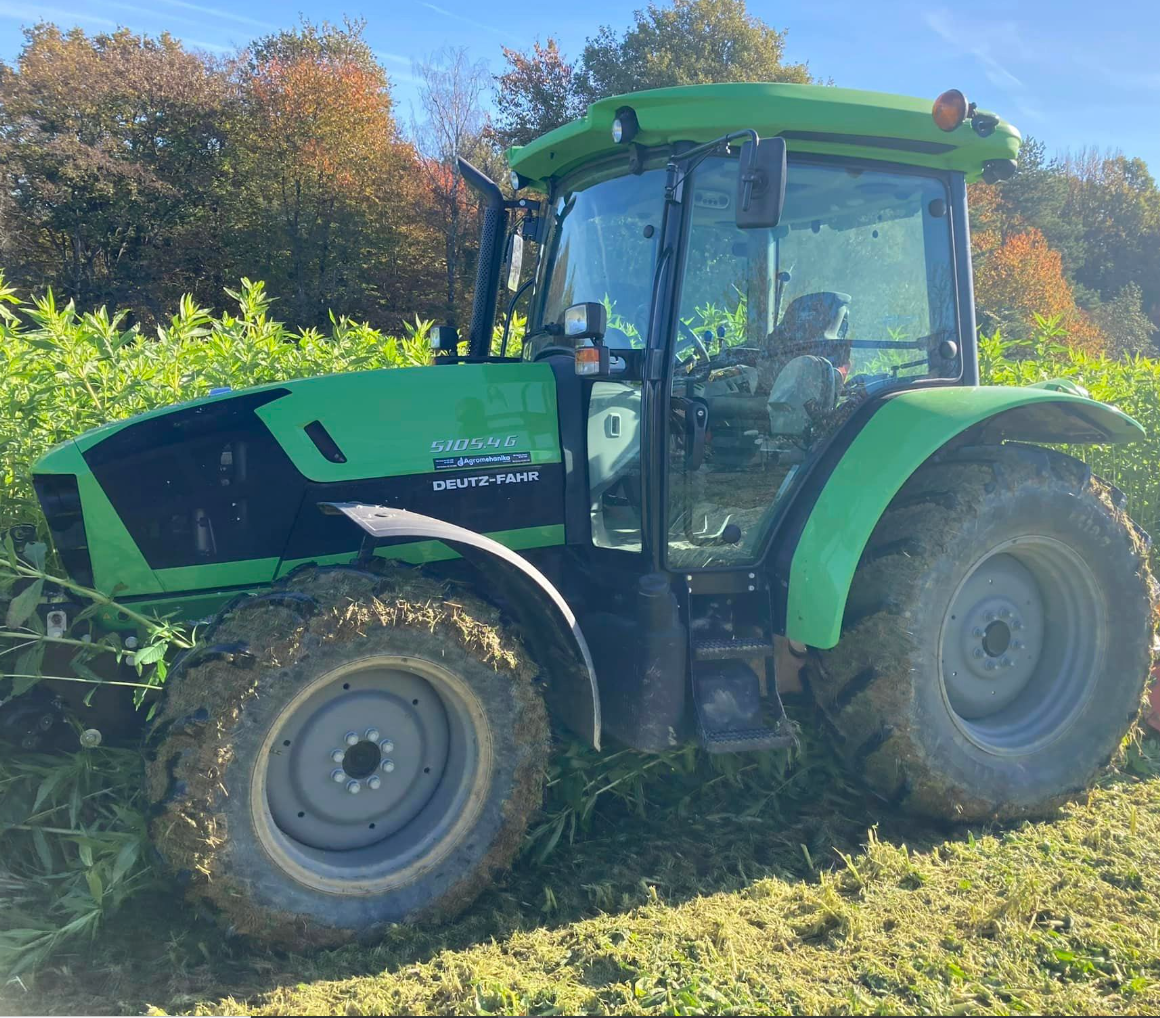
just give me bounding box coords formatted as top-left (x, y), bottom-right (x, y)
top-left (1, 0), bottom-right (1158, 173)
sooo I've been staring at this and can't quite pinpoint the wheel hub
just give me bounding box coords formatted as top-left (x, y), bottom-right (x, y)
top-left (942, 553), bottom-right (1045, 719)
top-left (264, 666), bottom-right (450, 851)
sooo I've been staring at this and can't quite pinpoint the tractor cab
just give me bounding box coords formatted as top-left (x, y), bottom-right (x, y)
top-left (456, 84), bottom-right (1022, 749)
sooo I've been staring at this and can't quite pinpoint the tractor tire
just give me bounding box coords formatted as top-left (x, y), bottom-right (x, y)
top-left (807, 443), bottom-right (1156, 822)
top-left (145, 565), bottom-right (549, 949)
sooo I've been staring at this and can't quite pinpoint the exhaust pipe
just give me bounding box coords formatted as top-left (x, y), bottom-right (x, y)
top-left (457, 157), bottom-right (507, 359)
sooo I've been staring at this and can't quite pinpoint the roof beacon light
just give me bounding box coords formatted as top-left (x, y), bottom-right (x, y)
top-left (612, 107), bottom-right (639, 144)
top-left (932, 89), bottom-right (969, 132)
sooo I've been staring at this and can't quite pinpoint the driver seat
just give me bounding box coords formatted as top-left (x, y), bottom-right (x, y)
top-left (762, 292), bottom-right (851, 452)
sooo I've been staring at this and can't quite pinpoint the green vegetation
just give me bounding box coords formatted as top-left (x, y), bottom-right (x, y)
top-left (5, 735), bottom-right (1160, 1015)
top-left (2, 282), bottom-right (1160, 1013)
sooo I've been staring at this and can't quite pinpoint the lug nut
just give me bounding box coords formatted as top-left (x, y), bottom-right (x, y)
top-left (973, 648), bottom-right (984, 659)
top-left (1001, 656), bottom-right (1013, 668)
top-left (380, 739), bottom-right (394, 753)
top-left (331, 768), bottom-right (346, 783)
top-left (381, 759), bottom-right (395, 773)
top-left (346, 780), bottom-right (361, 794)
top-left (972, 627), bottom-right (983, 637)
top-left (986, 611), bottom-right (997, 621)
top-left (1012, 619), bottom-right (1023, 630)
top-left (985, 659), bottom-right (996, 671)
top-left (345, 731), bottom-right (359, 746)
top-left (1000, 608), bottom-right (1011, 619)
top-left (330, 748), bottom-right (344, 764)
top-left (365, 728), bottom-right (380, 743)
top-left (1013, 640), bottom-right (1024, 650)
top-left (368, 775), bottom-right (381, 790)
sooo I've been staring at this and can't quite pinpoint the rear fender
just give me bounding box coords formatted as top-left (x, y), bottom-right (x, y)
top-left (322, 503), bottom-right (600, 748)
top-left (782, 384), bottom-right (1144, 649)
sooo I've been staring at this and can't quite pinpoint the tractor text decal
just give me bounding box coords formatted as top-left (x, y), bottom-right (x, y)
top-left (432, 451), bottom-right (531, 471)
top-left (432, 471), bottom-right (540, 490)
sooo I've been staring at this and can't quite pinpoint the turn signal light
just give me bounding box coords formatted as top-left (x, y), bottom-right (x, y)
top-left (576, 346), bottom-right (602, 376)
top-left (932, 89), bottom-right (969, 132)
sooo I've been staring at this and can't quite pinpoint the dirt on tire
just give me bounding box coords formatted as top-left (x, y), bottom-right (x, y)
top-left (145, 564), bottom-right (549, 949)
top-left (806, 442), bottom-right (1157, 822)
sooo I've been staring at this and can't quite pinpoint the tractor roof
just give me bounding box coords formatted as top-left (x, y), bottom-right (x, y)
top-left (507, 82), bottom-right (1021, 187)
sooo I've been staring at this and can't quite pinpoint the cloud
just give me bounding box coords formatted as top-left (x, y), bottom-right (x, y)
top-left (0, 2), bottom-right (115, 27)
top-left (416, 2), bottom-right (505, 37)
top-left (151, 0), bottom-right (275, 31)
top-left (922, 9), bottom-right (1025, 91)
top-left (104, 1), bottom-right (208, 31)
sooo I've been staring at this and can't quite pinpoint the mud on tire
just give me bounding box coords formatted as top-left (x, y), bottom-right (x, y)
top-left (807, 443), bottom-right (1157, 822)
top-left (145, 565), bottom-right (549, 949)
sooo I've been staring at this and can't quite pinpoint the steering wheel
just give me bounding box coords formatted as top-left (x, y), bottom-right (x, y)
top-left (677, 321), bottom-right (712, 365)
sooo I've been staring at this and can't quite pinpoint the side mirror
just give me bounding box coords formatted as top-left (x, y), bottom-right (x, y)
top-left (562, 302), bottom-right (607, 342)
top-left (735, 137), bottom-right (787, 230)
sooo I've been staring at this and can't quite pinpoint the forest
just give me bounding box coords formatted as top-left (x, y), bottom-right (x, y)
top-left (0, 0), bottom-right (1157, 356)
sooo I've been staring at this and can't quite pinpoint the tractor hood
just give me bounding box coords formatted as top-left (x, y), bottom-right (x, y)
top-left (32, 363), bottom-right (566, 601)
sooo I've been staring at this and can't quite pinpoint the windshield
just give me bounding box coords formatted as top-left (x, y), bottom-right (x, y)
top-left (535, 165), bottom-right (665, 350)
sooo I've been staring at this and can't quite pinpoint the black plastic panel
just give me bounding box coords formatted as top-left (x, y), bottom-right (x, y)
top-left (82, 391), bottom-right (306, 569)
top-left (32, 473), bottom-right (94, 587)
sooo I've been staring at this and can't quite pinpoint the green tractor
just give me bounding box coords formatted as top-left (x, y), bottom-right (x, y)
top-left (24, 83), bottom-right (1156, 946)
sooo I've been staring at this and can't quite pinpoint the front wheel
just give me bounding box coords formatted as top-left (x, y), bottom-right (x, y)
top-left (808, 444), bottom-right (1156, 821)
top-left (145, 567), bottom-right (549, 948)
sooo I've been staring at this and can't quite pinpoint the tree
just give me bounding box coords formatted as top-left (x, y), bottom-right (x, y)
top-left (494, 0), bottom-right (816, 148)
top-left (492, 38), bottom-right (588, 148)
top-left (1092, 283), bottom-right (1155, 357)
top-left (233, 19), bottom-right (437, 325)
top-left (968, 138), bottom-right (1084, 278)
top-left (579, 0), bottom-right (814, 99)
top-left (411, 47), bottom-right (498, 324)
top-left (972, 227), bottom-right (1106, 353)
top-left (0, 25), bottom-right (234, 320)
top-left (1060, 150), bottom-right (1160, 335)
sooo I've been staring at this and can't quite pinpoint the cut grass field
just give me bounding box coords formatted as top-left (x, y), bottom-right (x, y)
top-left (6, 726), bottom-right (1160, 1017)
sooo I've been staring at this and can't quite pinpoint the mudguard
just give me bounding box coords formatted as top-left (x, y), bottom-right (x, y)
top-left (784, 384), bottom-right (1144, 649)
top-left (321, 502), bottom-right (601, 748)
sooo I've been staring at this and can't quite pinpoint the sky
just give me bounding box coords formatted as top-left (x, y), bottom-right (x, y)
top-left (0, 0), bottom-right (1158, 173)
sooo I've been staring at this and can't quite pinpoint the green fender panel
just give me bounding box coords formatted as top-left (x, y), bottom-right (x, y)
top-left (784, 384), bottom-right (1144, 649)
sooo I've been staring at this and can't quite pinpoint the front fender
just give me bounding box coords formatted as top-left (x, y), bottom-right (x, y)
top-left (321, 503), bottom-right (601, 748)
top-left (784, 384), bottom-right (1143, 649)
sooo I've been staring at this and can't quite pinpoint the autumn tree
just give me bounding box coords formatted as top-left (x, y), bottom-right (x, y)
top-left (411, 47), bottom-right (499, 325)
top-left (579, 0), bottom-right (813, 99)
top-left (972, 227), bottom-right (1106, 353)
top-left (232, 18), bottom-right (437, 325)
top-left (0, 25), bottom-right (234, 319)
top-left (494, 0), bottom-right (815, 147)
top-left (492, 38), bottom-right (588, 148)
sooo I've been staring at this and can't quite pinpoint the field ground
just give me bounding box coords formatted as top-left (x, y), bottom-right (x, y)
top-left (5, 720), bottom-right (1160, 1018)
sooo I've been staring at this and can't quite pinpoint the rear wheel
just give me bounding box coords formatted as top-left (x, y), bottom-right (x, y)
top-left (146, 566), bottom-right (548, 947)
top-left (808, 444), bottom-right (1156, 821)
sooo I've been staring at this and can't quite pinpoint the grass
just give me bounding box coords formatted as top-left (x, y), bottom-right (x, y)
top-left (5, 729), bottom-right (1160, 1016)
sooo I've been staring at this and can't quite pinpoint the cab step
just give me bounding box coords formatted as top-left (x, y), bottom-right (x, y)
top-left (693, 635), bottom-right (776, 661)
top-left (691, 659), bottom-right (796, 754)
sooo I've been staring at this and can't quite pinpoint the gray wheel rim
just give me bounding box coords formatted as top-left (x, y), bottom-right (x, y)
top-left (938, 536), bottom-right (1105, 756)
top-left (251, 655), bottom-right (491, 894)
